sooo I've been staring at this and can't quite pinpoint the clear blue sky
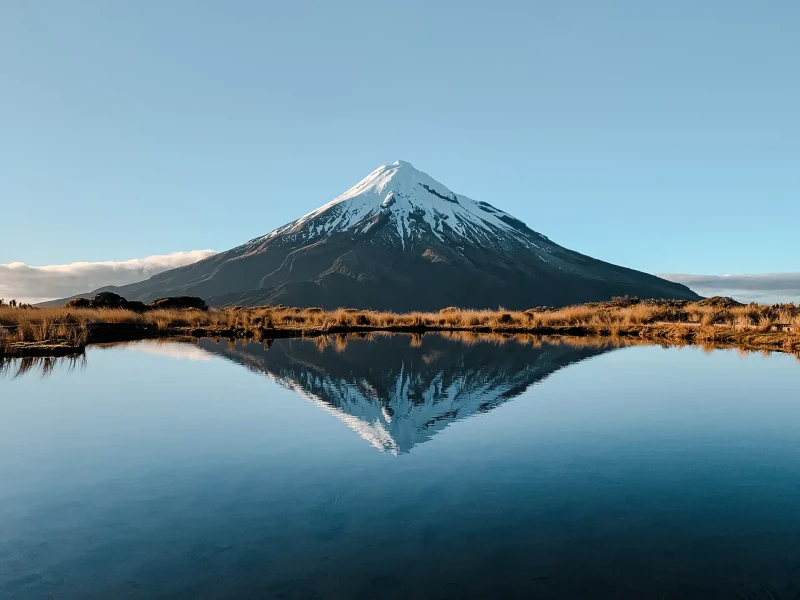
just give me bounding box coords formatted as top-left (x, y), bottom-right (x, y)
top-left (2, 0), bottom-right (798, 275)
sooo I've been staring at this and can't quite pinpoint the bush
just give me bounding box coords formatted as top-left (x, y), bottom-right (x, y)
top-left (65, 297), bottom-right (91, 309)
top-left (148, 296), bottom-right (209, 311)
top-left (608, 296), bottom-right (641, 308)
top-left (698, 296), bottom-right (744, 308)
top-left (86, 292), bottom-right (149, 312)
top-left (125, 301), bottom-right (149, 313)
top-left (90, 292), bottom-right (129, 309)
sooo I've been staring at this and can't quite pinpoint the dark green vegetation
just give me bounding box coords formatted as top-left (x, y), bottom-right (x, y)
top-left (65, 292), bottom-right (208, 312)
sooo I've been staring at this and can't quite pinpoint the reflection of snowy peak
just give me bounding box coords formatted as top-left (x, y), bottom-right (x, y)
top-left (277, 359), bottom-right (550, 454)
top-left (199, 335), bottom-right (613, 454)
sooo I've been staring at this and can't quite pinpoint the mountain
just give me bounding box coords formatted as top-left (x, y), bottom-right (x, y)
top-left (46, 160), bottom-right (699, 310)
top-left (198, 334), bottom-right (615, 454)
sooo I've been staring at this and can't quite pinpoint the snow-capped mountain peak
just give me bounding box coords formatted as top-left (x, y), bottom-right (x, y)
top-left (49, 158), bottom-right (701, 310)
top-left (261, 160), bottom-right (542, 250)
top-left (338, 160), bottom-right (458, 203)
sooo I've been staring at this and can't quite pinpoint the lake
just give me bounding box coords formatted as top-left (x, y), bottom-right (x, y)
top-left (2, 334), bottom-right (800, 599)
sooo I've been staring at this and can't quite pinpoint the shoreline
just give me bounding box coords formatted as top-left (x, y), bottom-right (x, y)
top-left (2, 299), bottom-right (799, 359)
top-left (2, 320), bottom-right (799, 359)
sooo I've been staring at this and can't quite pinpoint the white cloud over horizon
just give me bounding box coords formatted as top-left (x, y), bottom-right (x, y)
top-left (662, 272), bottom-right (800, 304)
top-left (0, 250), bottom-right (217, 304)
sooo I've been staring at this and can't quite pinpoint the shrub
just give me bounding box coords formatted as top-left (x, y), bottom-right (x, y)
top-left (65, 297), bottom-right (91, 309)
top-left (124, 301), bottom-right (149, 313)
top-left (148, 297), bottom-right (209, 311)
top-left (698, 296), bottom-right (744, 308)
top-left (90, 292), bottom-right (129, 309)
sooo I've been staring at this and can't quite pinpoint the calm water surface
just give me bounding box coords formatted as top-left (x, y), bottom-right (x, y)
top-left (2, 335), bottom-right (800, 599)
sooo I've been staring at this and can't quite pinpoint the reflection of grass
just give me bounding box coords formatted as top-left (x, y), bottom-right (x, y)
top-left (2, 297), bottom-right (800, 357)
top-left (0, 354), bottom-right (86, 379)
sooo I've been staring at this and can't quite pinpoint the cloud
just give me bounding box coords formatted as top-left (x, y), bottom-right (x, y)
top-left (0, 250), bottom-right (217, 304)
top-left (661, 272), bottom-right (800, 304)
top-left (127, 340), bottom-right (213, 361)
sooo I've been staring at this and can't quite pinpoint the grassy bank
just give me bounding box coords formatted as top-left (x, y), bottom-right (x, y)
top-left (2, 297), bottom-right (800, 357)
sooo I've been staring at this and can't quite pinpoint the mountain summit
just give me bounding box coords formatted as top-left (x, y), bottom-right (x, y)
top-left (259, 160), bottom-right (548, 253)
top-left (52, 161), bottom-right (699, 309)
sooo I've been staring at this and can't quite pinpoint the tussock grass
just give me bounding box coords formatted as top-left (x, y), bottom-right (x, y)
top-left (2, 298), bottom-right (800, 356)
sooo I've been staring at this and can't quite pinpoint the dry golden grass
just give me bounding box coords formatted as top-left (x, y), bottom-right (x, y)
top-left (2, 299), bottom-right (800, 356)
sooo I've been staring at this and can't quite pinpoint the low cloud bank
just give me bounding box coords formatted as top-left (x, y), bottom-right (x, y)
top-left (0, 250), bottom-right (217, 304)
top-left (662, 272), bottom-right (800, 304)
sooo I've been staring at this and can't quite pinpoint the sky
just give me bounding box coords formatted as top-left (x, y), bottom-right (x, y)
top-left (1, 1), bottom-right (798, 302)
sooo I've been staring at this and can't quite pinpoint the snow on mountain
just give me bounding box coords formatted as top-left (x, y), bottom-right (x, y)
top-left (258, 160), bottom-right (548, 252)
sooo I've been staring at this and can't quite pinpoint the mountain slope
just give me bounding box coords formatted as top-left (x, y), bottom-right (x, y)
top-left (46, 160), bottom-right (699, 310)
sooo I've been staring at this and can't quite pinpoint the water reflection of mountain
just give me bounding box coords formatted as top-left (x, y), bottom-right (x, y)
top-left (199, 334), bottom-right (615, 454)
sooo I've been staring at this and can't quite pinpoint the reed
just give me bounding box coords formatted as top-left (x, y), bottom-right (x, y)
top-left (2, 298), bottom-right (799, 356)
